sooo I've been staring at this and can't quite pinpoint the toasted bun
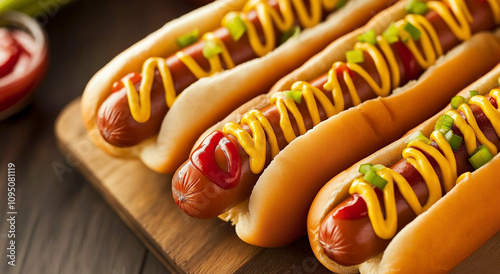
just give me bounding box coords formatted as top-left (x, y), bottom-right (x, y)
top-left (209, 2), bottom-right (500, 247)
top-left (81, 0), bottom-right (247, 167)
top-left (308, 64), bottom-right (500, 273)
top-left (81, 0), bottom-right (395, 174)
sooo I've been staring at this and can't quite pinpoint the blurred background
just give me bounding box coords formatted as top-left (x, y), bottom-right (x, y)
top-left (0, 0), bottom-right (210, 273)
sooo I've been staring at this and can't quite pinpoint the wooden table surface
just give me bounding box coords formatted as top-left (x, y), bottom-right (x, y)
top-left (0, 1), bottom-right (198, 273)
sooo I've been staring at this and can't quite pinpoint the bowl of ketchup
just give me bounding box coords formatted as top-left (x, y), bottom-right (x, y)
top-left (0, 11), bottom-right (48, 120)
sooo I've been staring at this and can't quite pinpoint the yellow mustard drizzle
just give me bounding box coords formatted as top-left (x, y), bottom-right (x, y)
top-left (350, 89), bottom-right (500, 239)
top-left (224, 0), bottom-right (493, 174)
top-left (223, 110), bottom-right (279, 173)
top-left (124, 0), bottom-right (339, 123)
top-left (427, 0), bottom-right (472, 41)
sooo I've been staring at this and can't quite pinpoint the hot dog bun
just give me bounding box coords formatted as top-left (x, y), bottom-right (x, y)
top-left (308, 63), bottom-right (500, 273)
top-left (81, 0), bottom-right (395, 174)
top-left (194, 0), bottom-right (500, 247)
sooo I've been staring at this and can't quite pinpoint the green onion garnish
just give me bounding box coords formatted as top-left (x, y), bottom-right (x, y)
top-left (359, 163), bottom-right (373, 175)
top-left (176, 29), bottom-right (199, 49)
top-left (403, 22), bottom-right (422, 41)
top-left (442, 115), bottom-right (454, 128)
top-left (405, 130), bottom-right (431, 144)
top-left (434, 114), bottom-right (454, 134)
top-left (280, 26), bottom-right (301, 45)
top-left (283, 90), bottom-right (302, 104)
top-left (346, 49), bottom-right (364, 64)
top-left (357, 29), bottom-right (377, 45)
top-left (382, 23), bottom-right (399, 44)
top-left (405, 0), bottom-right (429, 15)
top-left (359, 163), bottom-right (386, 174)
top-left (468, 145), bottom-right (493, 170)
top-left (226, 15), bottom-right (247, 42)
top-left (470, 90), bottom-right (479, 98)
top-left (451, 96), bottom-right (467, 109)
top-left (364, 169), bottom-right (388, 190)
top-left (336, 0), bottom-right (347, 8)
top-left (444, 130), bottom-right (462, 151)
top-left (203, 40), bottom-right (223, 59)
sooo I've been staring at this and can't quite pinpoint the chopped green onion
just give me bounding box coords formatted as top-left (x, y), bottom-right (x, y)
top-left (346, 49), bottom-right (364, 64)
top-left (470, 90), bottom-right (479, 98)
top-left (382, 23), bottom-right (399, 44)
top-left (405, 0), bottom-right (429, 15)
top-left (226, 15), bottom-right (247, 42)
top-left (203, 40), bottom-right (223, 59)
top-left (403, 22), bottom-right (421, 41)
top-left (283, 90), bottom-right (302, 104)
top-left (357, 29), bottom-right (377, 45)
top-left (434, 114), bottom-right (454, 134)
top-left (434, 115), bottom-right (445, 131)
top-left (405, 130), bottom-right (431, 144)
top-left (336, 0), bottom-right (347, 8)
top-left (359, 163), bottom-right (385, 174)
top-left (444, 130), bottom-right (462, 151)
top-left (442, 115), bottom-right (454, 129)
top-left (359, 163), bottom-right (373, 175)
top-left (468, 145), bottom-right (493, 169)
top-left (280, 26), bottom-right (301, 44)
top-left (364, 169), bottom-right (388, 190)
top-left (451, 96), bottom-right (467, 109)
top-left (176, 29), bottom-right (199, 49)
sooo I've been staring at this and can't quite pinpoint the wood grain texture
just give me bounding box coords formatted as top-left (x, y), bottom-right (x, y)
top-left (142, 252), bottom-right (171, 274)
top-left (56, 99), bottom-right (500, 273)
top-left (0, 100), bottom-right (147, 274)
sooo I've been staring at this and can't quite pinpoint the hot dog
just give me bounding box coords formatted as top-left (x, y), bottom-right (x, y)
top-left (81, 0), bottom-right (396, 174)
top-left (172, 0), bottom-right (500, 247)
top-left (308, 63), bottom-right (500, 273)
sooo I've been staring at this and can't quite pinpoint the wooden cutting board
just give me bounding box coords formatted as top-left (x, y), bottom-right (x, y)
top-left (55, 98), bottom-right (500, 274)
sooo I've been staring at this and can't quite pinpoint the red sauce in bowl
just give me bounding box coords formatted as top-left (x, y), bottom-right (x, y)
top-left (0, 11), bottom-right (48, 119)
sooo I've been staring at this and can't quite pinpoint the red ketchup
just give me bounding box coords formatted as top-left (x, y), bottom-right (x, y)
top-left (0, 11), bottom-right (48, 119)
top-left (393, 40), bottom-right (422, 84)
top-left (190, 131), bottom-right (241, 189)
